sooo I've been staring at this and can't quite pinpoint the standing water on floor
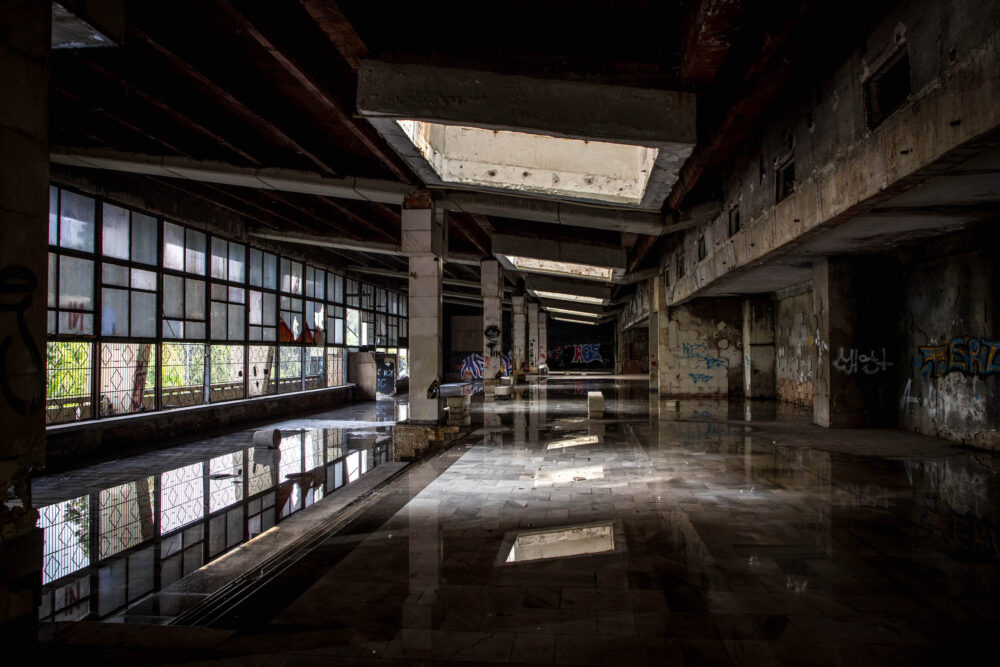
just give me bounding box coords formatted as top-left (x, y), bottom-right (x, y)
top-left (33, 399), bottom-right (404, 623)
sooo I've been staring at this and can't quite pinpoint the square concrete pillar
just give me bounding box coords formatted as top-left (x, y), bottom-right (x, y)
top-left (402, 194), bottom-right (444, 423)
top-left (812, 257), bottom-right (900, 428)
top-left (511, 295), bottom-right (526, 380)
top-left (527, 302), bottom-right (540, 373)
top-left (742, 297), bottom-right (776, 399)
top-left (648, 277), bottom-right (660, 392)
top-left (0, 0), bottom-right (49, 642)
top-left (480, 260), bottom-right (504, 384)
top-left (538, 312), bottom-right (548, 371)
top-left (653, 275), bottom-right (671, 394)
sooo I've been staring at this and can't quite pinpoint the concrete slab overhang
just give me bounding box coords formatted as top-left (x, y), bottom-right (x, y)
top-left (491, 234), bottom-right (627, 271)
top-left (357, 61), bottom-right (695, 211)
top-left (52, 148), bottom-right (670, 236)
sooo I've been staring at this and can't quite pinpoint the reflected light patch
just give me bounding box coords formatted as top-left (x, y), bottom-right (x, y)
top-left (547, 435), bottom-right (600, 450)
top-left (534, 464), bottom-right (604, 486)
top-left (503, 255), bottom-right (614, 281)
top-left (531, 290), bottom-right (605, 305)
top-left (506, 521), bottom-right (615, 563)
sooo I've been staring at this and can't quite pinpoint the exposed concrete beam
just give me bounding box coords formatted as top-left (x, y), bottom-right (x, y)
top-left (52, 148), bottom-right (670, 234)
top-left (51, 148), bottom-right (411, 204)
top-left (491, 234), bottom-right (628, 270)
top-left (538, 299), bottom-right (605, 316)
top-left (248, 230), bottom-right (481, 265)
top-left (347, 265), bottom-right (512, 292)
top-left (522, 276), bottom-right (614, 301)
top-left (357, 60), bottom-right (696, 148)
top-left (441, 191), bottom-right (668, 236)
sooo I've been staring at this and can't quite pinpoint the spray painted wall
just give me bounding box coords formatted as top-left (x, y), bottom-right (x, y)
top-left (775, 285), bottom-right (815, 407)
top-left (899, 229), bottom-right (1000, 448)
top-left (660, 299), bottom-right (743, 396)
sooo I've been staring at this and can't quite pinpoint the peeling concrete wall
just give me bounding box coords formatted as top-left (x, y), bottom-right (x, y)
top-left (0, 0), bottom-right (49, 639)
top-left (899, 228), bottom-right (1000, 448)
top-left (775, 285), bottom-right (815, 406)
top-left (660, 299), bottom-right (743, 397)
top-left (666, 0), bottom-right (1000, 305)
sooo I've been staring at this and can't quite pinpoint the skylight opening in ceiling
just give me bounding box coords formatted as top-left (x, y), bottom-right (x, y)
top-left (397, 120), bottom-right (659, 205)
top-left (502, 255), bottom-right (614, 281)
top-left (531, 290), bottom-right (605, 305)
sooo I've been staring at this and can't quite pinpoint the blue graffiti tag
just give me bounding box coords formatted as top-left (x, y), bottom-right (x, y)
top-left (681, 342), bottom-right (708, 358)
top-left (689, 373), bottom-right (713, 384)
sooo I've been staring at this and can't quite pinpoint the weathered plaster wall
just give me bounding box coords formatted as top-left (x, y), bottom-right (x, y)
top-left (775, 285), bottom-right (815, 407)
top-left (660, 299), bottom-right (743, 397)
top-left (899, 227), bottom-right (1000, 448)
top-left (666, 0), bottom-right (1000, 305)
top-left (0, 0), bottom-right (49, 639)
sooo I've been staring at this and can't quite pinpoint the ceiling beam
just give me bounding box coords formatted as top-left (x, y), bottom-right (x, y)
top-left (128, 26), bottom-right (339, 175)
top-left (214, 0), bottom-right (413, 184)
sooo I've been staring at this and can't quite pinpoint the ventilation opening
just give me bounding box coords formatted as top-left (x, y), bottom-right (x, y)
top-left (775, 157), bottom-right (795, 203)
top-left (697, 236), bottom-right (707, 261)
top-left (728, 205), bottom-right (741, 236)
top-left (676, 247), bottom-right (685, 279)
top-left (865, 48), bottom-right (911, 128)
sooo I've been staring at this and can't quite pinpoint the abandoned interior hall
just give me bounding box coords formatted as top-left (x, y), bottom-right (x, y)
top-left (2, 0), bottom-right (1000, 664)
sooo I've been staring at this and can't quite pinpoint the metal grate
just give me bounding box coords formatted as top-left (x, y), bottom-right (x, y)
top-left (210, 344), bottom-right (245, 402)
top-left (247, 345), bottom-right (276, 397)
top-left (161, 342), bottom-right (205, 409)
top-left (98, 478), bottom-right (156, 560)
top-left (38, 495), bottom-right (91, 585)
top-left (98, 342), bottom-right (156, 417)
top-left (45, 341), bottom-right (93, 424)
top-left (160, 463), bottom-right (204, 534)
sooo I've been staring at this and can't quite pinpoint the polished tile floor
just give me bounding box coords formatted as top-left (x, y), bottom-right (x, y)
top-left (42, 377), bottom-right (1000, 665)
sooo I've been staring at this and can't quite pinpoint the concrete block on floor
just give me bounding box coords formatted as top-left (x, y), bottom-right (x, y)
top-left (588, 391), bottom-right (605, 418)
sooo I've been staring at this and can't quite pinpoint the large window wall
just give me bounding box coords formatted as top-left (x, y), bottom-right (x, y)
top-left (46, 185), bottom-right (407, 426)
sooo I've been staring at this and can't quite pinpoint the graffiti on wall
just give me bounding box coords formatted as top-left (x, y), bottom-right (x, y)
top-left (459, 352), bottom-right (513, 380)
top-left (833, 347), bottom-right (893, 375)
top-left (916, 337), bottom-right (1000, 380)
top-left (549, 343), bottom-right (604, 366)
top-left (680, 342), bottom-right (727, 370)
top-left (0, 265), bottom-right (43, 416)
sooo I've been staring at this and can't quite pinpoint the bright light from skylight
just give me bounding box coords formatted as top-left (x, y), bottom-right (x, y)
top-left (503, 255), bottom-right (614, 281)
top-left (397, 120), bottom-right (658, 205)
top-left (531, 290), bottom-right (605, 305)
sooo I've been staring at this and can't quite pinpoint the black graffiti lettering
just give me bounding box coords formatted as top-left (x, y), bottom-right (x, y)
top-left (0, 265), bottom-right (43, 416)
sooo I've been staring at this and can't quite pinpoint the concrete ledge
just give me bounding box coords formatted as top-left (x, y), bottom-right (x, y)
top-left (45, 385), bottom-right (354, 470)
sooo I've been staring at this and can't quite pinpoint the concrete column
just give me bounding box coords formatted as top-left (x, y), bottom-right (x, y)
top-left (648, 277), bottom-right (659, 392)
top-left (402, 192), bottom-right (444, 423)
top-left (654, 275), bottom-right (671, 395)
top-left (527, 302), bottom-right (540, 373)
top-left (511, 294), bottom-right (526, 380)
top-left (538, 312), bottom-right (548, 371)
top-left (0, 0), bottom-right (49, 640)
top-left (742, 297), bottom-right (776, 399)
top-left (812, 257), bottom-right (900, 428)
top-left (480, 259), bottom-right (503, 385)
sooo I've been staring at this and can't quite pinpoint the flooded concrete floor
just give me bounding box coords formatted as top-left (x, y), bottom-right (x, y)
top-left (41, 377), bottom-right (1000, 665)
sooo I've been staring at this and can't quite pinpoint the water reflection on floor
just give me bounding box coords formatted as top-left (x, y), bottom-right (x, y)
top-left (224, 378), bottom-right (998, 664)
top-left (40, 378), bottom-right (1000, 665)
top-left (33, 399), bottom-right (405, 623)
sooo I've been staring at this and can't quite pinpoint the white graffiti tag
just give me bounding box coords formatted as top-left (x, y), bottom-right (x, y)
top-left (833, 347), bottom-right (893, 375)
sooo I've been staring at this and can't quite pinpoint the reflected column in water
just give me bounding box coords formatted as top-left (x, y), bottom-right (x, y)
top-left (402, 461), bottom-right (442, 657)
top-left (513, 388), bottom-right (527, 445)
